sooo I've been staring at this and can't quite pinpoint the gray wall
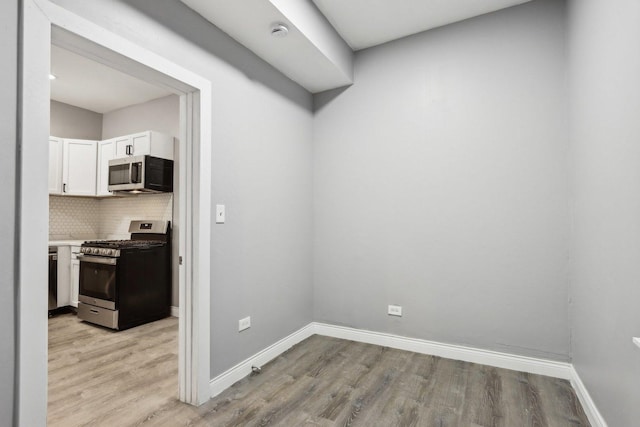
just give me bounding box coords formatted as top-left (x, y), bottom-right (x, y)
top-left (568, 0), bottom-right (640, 424)
top-left (52, 0), bottom-right (314, 377)
top-left (102, 94), bottom-right (179, 139)
top-left (0, 0), bottom-right (17, 423)
top-left (50, 100), bottom-right (103, 140)
top-left (313, 0), bottom-right (570, 361)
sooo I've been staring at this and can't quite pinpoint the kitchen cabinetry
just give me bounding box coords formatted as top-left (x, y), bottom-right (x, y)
top-left (50, 243), bottom-right (82, 309)
top-left (48, 131), bottom-right (174, 197)
top-left (114, 131), bottom-right (174, 160)
top-left (70, 246), bottom-right (81, 308)
top-left (62, 139), bottom-right (97, 196)
top-left (48, 137), bottom-right (64, 195)
top-left (55, 246), bottom-right (71, 307)
top-left (97, 139), bottom-right (116, 197)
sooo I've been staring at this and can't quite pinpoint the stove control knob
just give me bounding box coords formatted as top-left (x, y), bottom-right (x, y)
top-left (92, 248), bottom-right (99, 255)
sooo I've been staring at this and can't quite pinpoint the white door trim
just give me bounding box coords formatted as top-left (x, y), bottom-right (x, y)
top-left (20, 0), bottom-right (212, 424)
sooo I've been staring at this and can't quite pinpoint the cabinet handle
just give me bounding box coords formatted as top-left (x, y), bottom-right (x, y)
top-left (63, 183), bottom-right (67, 193)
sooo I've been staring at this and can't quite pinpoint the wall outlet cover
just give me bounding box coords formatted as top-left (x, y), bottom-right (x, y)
top-left (388, 305), bottom-right (402, 317)
top-left (239, 316), bottom-right (251, 332)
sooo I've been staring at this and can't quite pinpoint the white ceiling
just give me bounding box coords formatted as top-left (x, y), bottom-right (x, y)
top-left (181, 0), bottom-right (533, 93)
top-left (50, 45), bottom-right (173, 114)
top-left (180, 0), bottom-right (353, 93)
top-left (312, 0), bottom-right (533, 51)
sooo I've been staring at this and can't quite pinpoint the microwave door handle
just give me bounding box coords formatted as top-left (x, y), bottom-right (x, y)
top-left (128, 163), bottom-right (133, 184)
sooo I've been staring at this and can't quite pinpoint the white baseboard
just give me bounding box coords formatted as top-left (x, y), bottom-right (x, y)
top-left (208, 322), bottom-right (605, 426)
top-left (209, 323), bottom-right (315, 398)
top-left (312, 322), bottom-right (572, 380)
top-left (170, 306), bottom-right (179, 318)
top-left (569, 366), bottom-right (608, 427)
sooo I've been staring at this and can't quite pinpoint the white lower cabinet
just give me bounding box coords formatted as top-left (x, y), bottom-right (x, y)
top-left (70, 247), bottom-right (81, 308)
top-left (56, 246), bottom-right (71, 307)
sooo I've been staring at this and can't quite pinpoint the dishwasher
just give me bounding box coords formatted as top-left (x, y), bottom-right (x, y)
top-left (48, 247), bottom-right (57, 314)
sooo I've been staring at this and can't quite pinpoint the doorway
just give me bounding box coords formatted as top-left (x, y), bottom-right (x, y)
top-left (47, 42), bottom-right (181, 425)
top-left (20, 1), bottom-right (213, 424)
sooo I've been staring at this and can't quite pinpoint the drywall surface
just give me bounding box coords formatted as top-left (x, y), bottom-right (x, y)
top-left (313, 0), bottom-right (570, 361)
top-left (568, 0), bottom-right (640, 424)
top-left (50, 100), bottom-right (103, 139)
top-left (52, 0), bottom-right (313, 377)
top-left (102, 95), bottom-right (179, 139)
top-left (0, 0), bottom-right (17, 423)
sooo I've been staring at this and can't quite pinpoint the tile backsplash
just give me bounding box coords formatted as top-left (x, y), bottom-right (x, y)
top-left (49, 194), bottom-right (173, 240)
top-left (49, 196), bottom-right (101, 239)
top-left (99, 194), bottom-right (173, 239)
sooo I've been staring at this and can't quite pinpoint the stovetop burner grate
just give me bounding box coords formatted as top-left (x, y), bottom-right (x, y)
top-left (82, 240), bottom-right (166, 249)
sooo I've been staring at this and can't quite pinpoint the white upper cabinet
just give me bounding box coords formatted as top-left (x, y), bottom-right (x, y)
top-left (97, 139), bottom-right (116, 197)
top-left (62, 139), bottom-right (97, 196)
top-left (114, 131), bottom-right (174, 160)
top-left (49, 131), bottom-right (173, 197)
top-left (48, 137), bottom-right (64, 195)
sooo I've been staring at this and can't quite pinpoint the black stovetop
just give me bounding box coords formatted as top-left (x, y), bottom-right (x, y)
top-left (82, 239), bottom-right (166, 249)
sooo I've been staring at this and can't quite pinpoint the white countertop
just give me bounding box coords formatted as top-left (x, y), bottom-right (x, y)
top-left (49, 240), bottom-right (87, 247)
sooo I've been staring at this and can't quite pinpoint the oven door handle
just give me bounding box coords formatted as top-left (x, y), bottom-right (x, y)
top-left (77, 254), bottom-right (117, 265)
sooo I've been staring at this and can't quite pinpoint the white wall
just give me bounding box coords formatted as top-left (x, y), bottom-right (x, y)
top-left (313, 0), bottom-right (570, 361)
top-left (52, 0), bottom-right (314, 377)
top-left (568, 0), bottom-right (640, 425)
top-left (102, 94), bottom-right (179, 139)
top-left (50, 100), bottom-right (103, 140)
top-left (0, 0), bottom-right (18, 422)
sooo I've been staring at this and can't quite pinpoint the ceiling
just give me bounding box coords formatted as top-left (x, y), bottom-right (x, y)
top-left (51, 1), bottom-right (535, 102)
top-left (312, 0), bottom-right (533, 51)
top-left (50, 45), bottom-right (173, 114)
top-left (181, 0), bottom-right (533, 93)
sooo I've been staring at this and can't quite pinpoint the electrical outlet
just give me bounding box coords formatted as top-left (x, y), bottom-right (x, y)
top-left (239, 316), bottom-right (251, 332)
top-left (388, 305), bottom-right (402, 317)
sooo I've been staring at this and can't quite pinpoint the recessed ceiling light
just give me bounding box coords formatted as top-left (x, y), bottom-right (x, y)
top-left (271, 24), bottom-right (289, 38)
top-left (49, 74), bottom-right (56, 80)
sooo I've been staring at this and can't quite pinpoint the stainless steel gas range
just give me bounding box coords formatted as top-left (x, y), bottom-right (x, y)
top-left (77, 220), bottom-right (171, 330)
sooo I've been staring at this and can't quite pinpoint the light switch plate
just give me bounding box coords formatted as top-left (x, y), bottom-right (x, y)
top-left (216, 204), bottom-right (225, 223)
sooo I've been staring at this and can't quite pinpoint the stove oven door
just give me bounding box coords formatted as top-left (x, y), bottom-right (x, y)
top-left (78, 255), bottom-right (117, 310)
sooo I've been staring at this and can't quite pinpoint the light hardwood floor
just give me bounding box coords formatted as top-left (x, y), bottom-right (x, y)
top-left (48, 313), bottom-right (589, 426)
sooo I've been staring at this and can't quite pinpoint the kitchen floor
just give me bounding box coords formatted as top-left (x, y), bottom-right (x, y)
top-left (49, 314), bottom-right (590, 426)
top-left (47, 313), bottom-right (179, 426)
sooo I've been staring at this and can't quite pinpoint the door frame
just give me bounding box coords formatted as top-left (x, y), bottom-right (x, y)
top-left (19, 0), bottom-right (212, 424)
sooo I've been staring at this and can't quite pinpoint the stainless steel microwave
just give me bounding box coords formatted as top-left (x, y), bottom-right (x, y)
top-left (108, 155), bottom-right (174, 193)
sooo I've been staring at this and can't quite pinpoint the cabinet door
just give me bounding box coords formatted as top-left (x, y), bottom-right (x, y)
top-left (63, 139), bottom-right (97, 196)
top-left (48, 137), bottom-right (63, 194)
top-left (131, 132), bottom-right (151, 156)
top-left (97, 139), bottom-right (116, 196)
top-left (115, 135), bottom-right (132, 157)
top-left (56, 246), bottom-right (71, 307)
top-left (70, 258), bottom-right (80, 308)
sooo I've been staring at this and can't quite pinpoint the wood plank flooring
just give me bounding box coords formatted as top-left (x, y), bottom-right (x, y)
top-left (48, 313), bottom-right (590, 426)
